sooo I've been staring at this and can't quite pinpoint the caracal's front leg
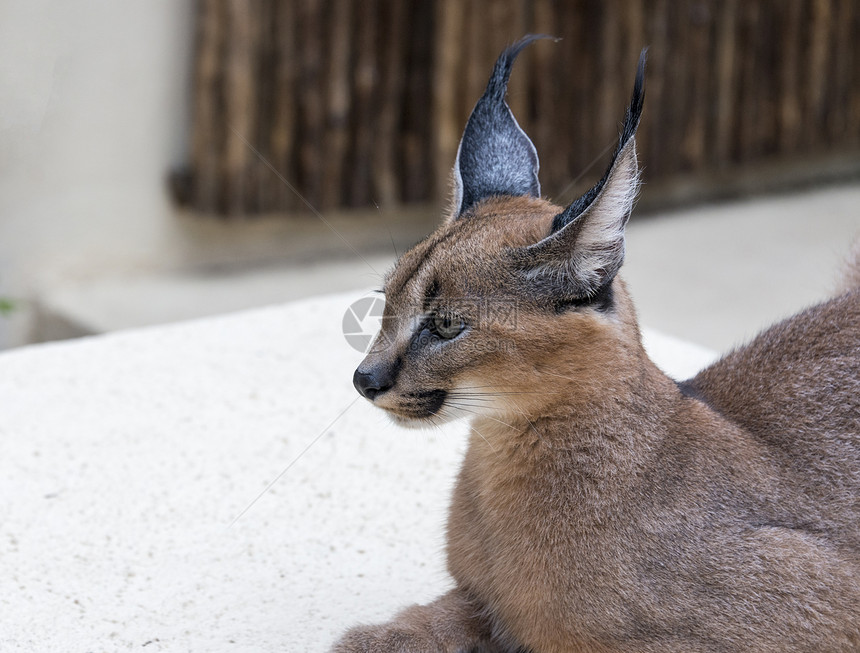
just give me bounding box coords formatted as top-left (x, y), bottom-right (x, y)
top-left (330, 587), bottom-right (501, 653)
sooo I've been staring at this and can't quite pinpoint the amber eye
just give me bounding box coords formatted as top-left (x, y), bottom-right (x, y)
top-left (431, 312), bottom-right (465, 339)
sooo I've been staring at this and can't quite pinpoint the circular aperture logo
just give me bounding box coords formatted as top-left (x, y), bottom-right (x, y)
top-left (342, 295), bottom-right (386, 353)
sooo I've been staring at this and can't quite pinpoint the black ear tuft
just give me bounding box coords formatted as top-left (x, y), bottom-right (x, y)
top-left (551, 48), bottom-right (647, 233)
top-left (451, 34), bottom-right (557, 220)
top-left (512, 49), bottom-right (646, 302)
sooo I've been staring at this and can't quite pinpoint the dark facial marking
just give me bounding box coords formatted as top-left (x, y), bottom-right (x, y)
top-left (409, 320), bottom-right (442, 352)
top-left (423, 279), bottom-right (441, 312)
top-left (402, 389), bottom-right (448, 417)
top-left (552, 282), bottom-right (615, 314)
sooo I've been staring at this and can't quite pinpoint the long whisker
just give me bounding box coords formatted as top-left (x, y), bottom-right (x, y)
top-left (450, 383), bottom-right (533, 389)
top-left (433, 405), bottom-right (497, 453)
top-left (470, 421), bottom-right (498, 453)
top-left (449, 390), bottom-right (562, 397)
top-left (452, 383), bottom-right (563, 394)
top-left (500, 395), bottom-right (542, 441)
top-left (538, 370), bottom-right (588, 389)
top-left (386, 226), bottom-right (399, 260)
top-left (445, 399), bottom-right (495, 410)
top-left (445, 401), bottom-right (522, 431)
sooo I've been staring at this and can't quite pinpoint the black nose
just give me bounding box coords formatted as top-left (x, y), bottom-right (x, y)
top-left (353, 367), bottom-right (394, 401)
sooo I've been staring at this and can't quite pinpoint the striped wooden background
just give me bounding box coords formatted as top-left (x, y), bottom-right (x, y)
top-left (178, 0), bottom-right (860, 216)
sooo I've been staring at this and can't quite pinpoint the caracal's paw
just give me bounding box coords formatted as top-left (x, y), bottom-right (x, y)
top-left (329, 623), bottom-right (443, 653)
top-left (329, 590), bottom-right (497, 652)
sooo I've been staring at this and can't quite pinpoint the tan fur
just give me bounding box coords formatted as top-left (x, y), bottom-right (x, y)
top-left (332, 190), bottom-right (860, 652)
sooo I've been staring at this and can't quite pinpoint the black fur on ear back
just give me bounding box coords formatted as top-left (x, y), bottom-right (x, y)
top-left (451, 34), bottom-right (556, 220)
top-left (551, 48), bottom-right (647, 233)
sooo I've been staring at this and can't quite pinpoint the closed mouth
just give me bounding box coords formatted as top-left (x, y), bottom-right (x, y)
top-left (388, 389), bottom-right (448, 420)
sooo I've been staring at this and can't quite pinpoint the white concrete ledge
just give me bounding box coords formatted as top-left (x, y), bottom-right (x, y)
top-left (0, 292), bottom-right (717, 651)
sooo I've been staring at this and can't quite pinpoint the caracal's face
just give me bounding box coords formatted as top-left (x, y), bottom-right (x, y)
top-left (352, 196), bottom-right (628, 427)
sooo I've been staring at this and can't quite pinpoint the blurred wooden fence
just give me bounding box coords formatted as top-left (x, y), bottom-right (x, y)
top-left (177, 0), bottom-right (860, 216)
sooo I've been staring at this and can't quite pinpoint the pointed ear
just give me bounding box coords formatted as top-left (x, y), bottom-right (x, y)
top-left (513, 49), bottom-right (647, 303)
top-left (448, 35), bottom-right (554, 222)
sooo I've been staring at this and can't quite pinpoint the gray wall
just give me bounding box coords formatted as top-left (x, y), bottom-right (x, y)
top-left (0, 0), bottom-right (193, 347)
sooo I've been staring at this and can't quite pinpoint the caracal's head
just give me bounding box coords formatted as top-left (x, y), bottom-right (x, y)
top-left (354, 36), bottom-right (647, 427)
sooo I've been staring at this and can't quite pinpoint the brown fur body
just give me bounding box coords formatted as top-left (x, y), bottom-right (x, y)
top-left (333, 39), bottom-right (860, 653)
top-left (448, 277), bottom-right (860, 653)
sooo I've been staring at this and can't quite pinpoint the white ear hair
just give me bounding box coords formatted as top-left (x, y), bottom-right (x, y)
top-left (517, 140), bottom-right (639, 297)
top-left (565, 143), bottom-right (639, 289)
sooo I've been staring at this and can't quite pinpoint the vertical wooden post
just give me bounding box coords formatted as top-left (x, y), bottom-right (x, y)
top-left (713, 0), bottom-right (737, 167)
top-left (321, 0), bottom-right (353, 210)
top-left (191, 0), bottom-right (224, 213)
top-left (373, 0), bottom-right (408, 208)
top-left (433, 0), bottom-right (466, 204)
top-left (222, 0), bottom-right (260, 215)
